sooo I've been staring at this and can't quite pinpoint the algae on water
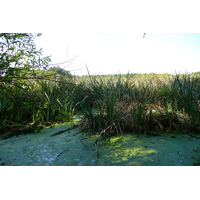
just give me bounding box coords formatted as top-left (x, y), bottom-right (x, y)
top-left (0, 123), bottom-right (200, 166)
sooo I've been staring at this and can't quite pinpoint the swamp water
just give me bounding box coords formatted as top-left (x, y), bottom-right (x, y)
top-left (0, 123), bottom-right (200, 166)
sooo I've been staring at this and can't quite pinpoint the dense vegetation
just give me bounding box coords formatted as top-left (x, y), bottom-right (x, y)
top-left (0, 33), bottom-right (75, 134)
top-left (78, 72), bottom-right (200, 137)
top-left (0, 33), bottom-right (200, 140)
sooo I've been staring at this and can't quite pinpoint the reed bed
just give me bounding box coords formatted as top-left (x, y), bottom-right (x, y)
top-left (78, 72), bottom-right (200, 139)
top-left (0, 73), bottom-right (81, 133)
top-left (1, 71), bottom-right (200, 138)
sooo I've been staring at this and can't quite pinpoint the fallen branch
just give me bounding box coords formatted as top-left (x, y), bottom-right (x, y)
top-left (56, 149), bottom-right (69, 158)
top-left (50, 126), bottom-right (77, 137)
top-left (80, 136), bottom-right (92, 148)
top-left (185, 132), bottom-right (200, 139)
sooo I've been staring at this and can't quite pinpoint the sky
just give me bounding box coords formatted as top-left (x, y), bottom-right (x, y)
top-left (35, 33), bottom-right (200, 75)
top-left (3, 0), bottom-right (200, 75)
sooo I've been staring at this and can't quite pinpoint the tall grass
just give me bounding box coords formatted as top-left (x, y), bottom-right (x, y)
top-left (1, 70), bottom-right (200, 137)
top-left (0, 75), bottom-right (81, 133)
top-left (78, 72), bottom-right (200, 138)
top-left (174, 73), bottom-right (200, 129)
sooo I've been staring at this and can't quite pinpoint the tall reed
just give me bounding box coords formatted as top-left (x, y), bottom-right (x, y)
top-left (174, 73), bottom-right (200, 130)
top-left (1, 70), bottom-right (200, 136)
top-left (78, 72), bottom-right (200, 139)
top-left (0, 75), bottom-right (79, 133)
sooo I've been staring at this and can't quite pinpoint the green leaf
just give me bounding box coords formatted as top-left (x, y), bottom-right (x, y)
top-left (15, 34), bottom-right (29, 38)
top-left (8, 47), bottom-right (15, 51)
top-left (5, 55), bottom-right (9, 61)
top-left (13, 41), bottom-right (20, 44)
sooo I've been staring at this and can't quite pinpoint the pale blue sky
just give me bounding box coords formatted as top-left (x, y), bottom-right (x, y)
top-left (35, 33), bottom-right (200, 75)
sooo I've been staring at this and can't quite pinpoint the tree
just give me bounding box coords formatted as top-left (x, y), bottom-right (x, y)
top-left (0, 33), bottom-right (51, 77)
top-left (48, 66), bottom-right (72, 77)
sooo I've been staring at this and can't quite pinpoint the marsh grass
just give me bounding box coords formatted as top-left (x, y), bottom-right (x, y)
top-left (1, 70), bottom-right (200, 138)
top-left (174, 73), bottom-right (200, 130)
top-left (0, 74), bottom-right (80, 133)
top-left (78, 72), bottom-right (200, 140)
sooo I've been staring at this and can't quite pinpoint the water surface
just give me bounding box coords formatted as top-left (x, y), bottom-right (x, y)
top-left (0, 123), bottom-right (199, 166)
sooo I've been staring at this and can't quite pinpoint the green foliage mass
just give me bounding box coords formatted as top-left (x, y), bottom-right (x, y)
top-left (0, 33), bottom-right (50, 76)
top-left (0, 33), bottom-right (200, 140)
top-left (0, 33), bottom-right (77, 133)
top-left (78, 72), bottom-right (200, 138)
top-left (48, 66), bottom-right (72, 77)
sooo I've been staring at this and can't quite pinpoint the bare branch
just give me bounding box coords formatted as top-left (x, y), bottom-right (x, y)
top-left (48, 55), bottom-right (78, 67)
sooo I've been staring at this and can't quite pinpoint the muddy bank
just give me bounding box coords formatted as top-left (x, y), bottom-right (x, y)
top-left (0, 123), bottom-right (199, 166)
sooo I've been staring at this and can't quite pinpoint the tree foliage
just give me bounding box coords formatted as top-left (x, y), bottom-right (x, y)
top-left (0, 33), bottom-right (51, 77)
top-left (48, 66), bottom-right (72, 77)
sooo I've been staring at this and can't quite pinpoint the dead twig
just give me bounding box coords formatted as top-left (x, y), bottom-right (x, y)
top-left (50, 126), bottom-right (76, 137)
top-left (56, 149), bottom-right (69, 158)
top-left (185, 132), bottom-right (200, 139)
top-left (80, 136), bottom-right (91, 148)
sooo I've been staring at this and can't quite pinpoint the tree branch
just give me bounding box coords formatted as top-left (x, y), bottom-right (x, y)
top-left (48, 55), bottom-right (78, 67)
